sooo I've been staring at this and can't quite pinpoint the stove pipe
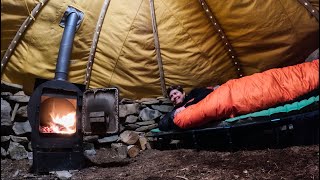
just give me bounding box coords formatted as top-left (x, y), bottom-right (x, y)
top-left (54, 12), bottom-right (79, 81)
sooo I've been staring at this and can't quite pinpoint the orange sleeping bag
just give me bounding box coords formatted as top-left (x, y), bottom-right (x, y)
top-left (174, 60), bottom-right (319, 129)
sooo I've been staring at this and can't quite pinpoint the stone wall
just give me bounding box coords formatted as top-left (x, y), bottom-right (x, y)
top-left (1, 82), bottom-right (173, 160)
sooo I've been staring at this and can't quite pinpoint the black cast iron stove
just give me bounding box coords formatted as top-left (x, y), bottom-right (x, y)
top-left (28, 7), bottom-right (85, 173)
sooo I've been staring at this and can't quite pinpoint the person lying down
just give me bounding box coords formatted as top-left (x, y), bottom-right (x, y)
top-left (159, 59), bottom-right (319, 131)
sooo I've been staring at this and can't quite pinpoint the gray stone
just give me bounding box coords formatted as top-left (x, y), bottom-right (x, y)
top-left (55, 170), bottom-right (72, 180)
top-left (139, 107), bottom-right (162, 121)
top-left (119, 103), bottom-right (140, 117)
top-left (1, 136), bottom-right (11, 142)
top-left (8, 91), bottom-right (30, 103)
top-left (83, 142), bottom-right (95, 150)
top-left (111, 143), bottom-right (127, 159)
top-left (83, 135), bottom-right (99, 143)
top-left (157, 97), bottom-right (173, 104)
top-left (16, 105), bottom-right (28, 118)
top-left (140, 98), bottom-right (160, 105)
top-left (84, 149), bottom-right (96, 157)
top-left (27, 152), bottom-right (33, 165)
top-left (98, 135), bottom-right (119, 143)
top-left (1, 147), bottom-right (7, 157)
top-left (1, 98), bottom-right (12, 126)
top-left (151, 105), bottom-right (173, 113)
top-left (119, 124), bottom-right (125, 133)
top-left (135, 124), bottom-right (158, 132)
top-left (120, 98), bottom-right (135, 104)
top-left (124, 124), bottom-right (140, 130)
top-left (8, 141), bottom-right (28, 160)
top-left (28, 141), bottom-right (32, 151)
top-left (135, 120), bottom-right (155, 126)
top-left (1, 92), bottom-right (13, 97)
top-left (125, 115), bottom-right (138, 124)
top-left (12, 121), bottom-right (32, 135)
top-left (10, 135), bottom-right (29, 144)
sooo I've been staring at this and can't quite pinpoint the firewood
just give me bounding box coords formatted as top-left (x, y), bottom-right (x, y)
top-left (138, 136), bottom-right (151, 150)
top-left (120, 131), bottom-right (139, 145)
top-left (127, 145), bottom-right (140, 158)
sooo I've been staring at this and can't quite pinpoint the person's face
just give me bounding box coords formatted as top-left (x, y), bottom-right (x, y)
top-left (169, 89), bottom-right (185, 106)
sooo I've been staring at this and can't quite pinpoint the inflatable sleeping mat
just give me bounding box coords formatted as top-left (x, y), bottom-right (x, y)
top-left (174, 60), bottom-right (319, 129)
top-left (149, 94), bottom-right (319, 150)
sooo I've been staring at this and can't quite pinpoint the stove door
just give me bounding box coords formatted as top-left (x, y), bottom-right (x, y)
top-left (82, 88), bottom-right (119, 135)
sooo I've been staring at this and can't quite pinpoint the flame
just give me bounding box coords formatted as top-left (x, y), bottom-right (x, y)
top-left (40, 112), bottom-right (76, 134)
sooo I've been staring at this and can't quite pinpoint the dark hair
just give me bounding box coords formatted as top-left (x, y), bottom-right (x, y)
top-left (167, 85), bottom-right (184, 96)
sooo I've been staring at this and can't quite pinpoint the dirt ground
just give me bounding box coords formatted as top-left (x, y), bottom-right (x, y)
top-left (1, 144), bottom-right (319, 180)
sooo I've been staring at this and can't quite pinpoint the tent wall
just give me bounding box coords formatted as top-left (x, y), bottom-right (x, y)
top-left (1, 0), bottom-right (319, 99)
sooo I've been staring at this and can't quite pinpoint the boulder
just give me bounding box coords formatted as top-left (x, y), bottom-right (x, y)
top-left (1, 98), bottom-right (12, 126)
top-left (8, 141), bottom-right (28, 160)
top-left (139, 107), bottom-right (162, 121)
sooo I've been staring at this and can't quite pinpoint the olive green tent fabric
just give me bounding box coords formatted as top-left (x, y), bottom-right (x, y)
top-left (1, 0), bottom-right (319, 99)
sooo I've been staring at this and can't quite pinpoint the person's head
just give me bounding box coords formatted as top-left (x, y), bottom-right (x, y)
top-left (167, 85), bottom-right (186, 106)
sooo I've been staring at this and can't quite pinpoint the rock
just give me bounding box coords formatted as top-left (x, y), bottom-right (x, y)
top-left (12, 121), bottom-right (32, 135)
top-left (1, 136), bottom-right (11, 142)
top-left (8, 141), bottom-right (28, 160)
top-left (55, 170), bottom-right (72, 180)
top-left (28, 141), bottom-right (32, 151)
top-left (111, 143), bottom-right (127, 159)
top-left (135, 120), bottom-right (155, 126)
top-left (27, 152), bottom-right (33, 165)
top-left (135, 124), bottom-right (158, 132)
top-left (84, 149), bottom-right (96, 157)
top-left (120, 130), bottom-right (139, 145)
top-left (124, 124), bottom-right (140, 130)
top-left (97, 135), bottom-right (119, 144)
top-left (151, 105), bottom-right (174, 113)
top-left (8, 91), bottom-right (30, 103)
top-left (120, 98), bottom-right (135, 104)
top-left (12, 170), bottom-right (19, 178)
top-left (1, 147), bottom-right (7, 157)
top-left (140, 98), bottom-right (160, 105)
top-left (119, 103), bottom-right (140, 117)
top-left (119, 124), bottom-right (125, 133)
top-left (139, 107), bottom-right (162, 121)
top-left (10, 135), bottom-right (29, 144)
top-left (1, 92), bottom-right (13, 97)
top-left (83, 135), bottom-right (99, 143)
top-left (1, 98), bottom-right (12, 126)
top-left (16, 105), bottom-right (28, 118)
top-left (83, 142), bottom-right (95, 150)
top-left (10, 103), bottom-right (19, 122)
top-left (125, 115), bottom-right (138, 124)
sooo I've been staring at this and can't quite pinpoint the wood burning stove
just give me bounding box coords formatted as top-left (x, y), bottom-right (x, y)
top-left (27, 7), bottom-right (86, 173)
top-left (27, 6), bottom-right (119, 174)
top-left (28, 80), bottom-right (85, 173)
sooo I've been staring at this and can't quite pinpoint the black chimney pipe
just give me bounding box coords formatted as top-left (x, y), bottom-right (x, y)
top-left (54, 12), bottom-right (79, 81)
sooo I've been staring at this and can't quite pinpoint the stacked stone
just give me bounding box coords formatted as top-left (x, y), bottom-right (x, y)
top-left (1, 82), bottom-right (32, 160)
top-left (1, 81), bottom-right (174, 160)
top-left (83, 97), bottom-right (174, 159)
top-left (120, 97), bottom-right (173, 134)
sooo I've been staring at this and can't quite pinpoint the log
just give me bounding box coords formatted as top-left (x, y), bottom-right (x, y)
top-left (127, 145), bottom-right (140, 158)
top-left (138, 136), bottom-right (151, 150)
top-left (120, 130), bottom-right (139, 145)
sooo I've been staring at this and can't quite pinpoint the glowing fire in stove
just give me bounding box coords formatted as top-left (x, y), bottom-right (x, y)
top-left (40, 112), bottom-right (76, 134)
top-left (39, 97), bottom-right (77, 134)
